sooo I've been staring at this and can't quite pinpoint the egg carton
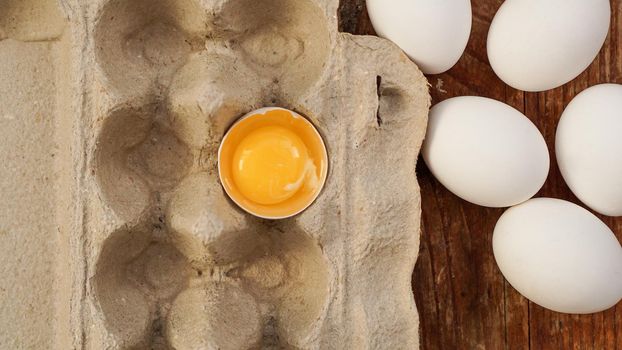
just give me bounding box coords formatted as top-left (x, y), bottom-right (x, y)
top-left (3, 0), bottom-right (430, 348)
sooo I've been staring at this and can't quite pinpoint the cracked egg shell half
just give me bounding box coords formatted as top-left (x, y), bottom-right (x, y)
top-left (218, 107), bottom-right (328, 219)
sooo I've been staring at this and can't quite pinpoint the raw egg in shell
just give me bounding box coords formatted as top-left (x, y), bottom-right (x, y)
top-left (218, 107), bottom-right (328, 219)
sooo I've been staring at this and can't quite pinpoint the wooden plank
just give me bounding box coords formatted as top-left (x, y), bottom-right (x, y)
top-left (339, 0), bottom-right (622, 348)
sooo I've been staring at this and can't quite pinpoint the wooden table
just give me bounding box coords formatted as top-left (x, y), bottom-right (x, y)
top-left (339, 1), bottom-right (622, 349)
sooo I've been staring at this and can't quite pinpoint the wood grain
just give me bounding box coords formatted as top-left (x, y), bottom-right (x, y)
top-left (338, 1), bottom-right (622, 349)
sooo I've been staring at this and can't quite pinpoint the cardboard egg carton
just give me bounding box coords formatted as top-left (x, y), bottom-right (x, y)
top-left (0, 0), bottom-right (429, 348)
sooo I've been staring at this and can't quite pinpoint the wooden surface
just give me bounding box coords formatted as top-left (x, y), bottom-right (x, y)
top-left (339, 1), bottom-right (622, 349)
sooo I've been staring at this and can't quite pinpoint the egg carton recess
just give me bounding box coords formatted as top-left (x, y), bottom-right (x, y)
top-left (28, 0), bottom-right (430, 348)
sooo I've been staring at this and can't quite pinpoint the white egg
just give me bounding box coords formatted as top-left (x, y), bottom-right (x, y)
top-left (366, 0), bottom-right (471, 74)
top-left (422, 96), bottom-right (549, 207)
top-left (487, 0), bottom-right (610, 92)
top-left (493, 198), bottom-right (622, 314)
top-left (556, 84), bottom-right (622, 217)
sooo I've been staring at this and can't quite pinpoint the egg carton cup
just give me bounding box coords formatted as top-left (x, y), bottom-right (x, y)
top-left (1, 0), bottom-right (429, 348)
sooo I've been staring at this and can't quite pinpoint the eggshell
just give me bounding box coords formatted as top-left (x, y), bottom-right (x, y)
top-left (487, 0), bottom-right (610, 92)
top-left (493, 198), bottom-right (622, 314)
top-left (422, 96), bottom-right (549, 207)
top-left (366, 0), bottom-right (471, 74)
top-left (556, 84), bottom-right (622, 217)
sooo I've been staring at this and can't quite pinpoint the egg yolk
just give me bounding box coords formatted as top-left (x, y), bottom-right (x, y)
top-left (232, 126), bottom-right (310, 205)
